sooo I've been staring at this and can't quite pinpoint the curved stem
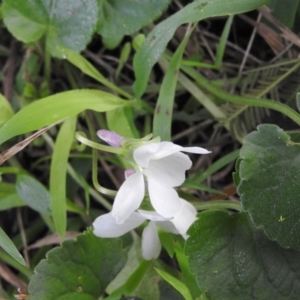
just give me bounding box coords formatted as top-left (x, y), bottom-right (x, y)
top-left (92, 148), bottom-right (117, 197)
top-left (75, 132), bottom-right (126, 155)
top-left (181, 65), bottom-right (300, 127)
top-left (195, 200), bottom-right (242, 212)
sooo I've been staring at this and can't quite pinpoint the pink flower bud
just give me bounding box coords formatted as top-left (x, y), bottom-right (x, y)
top-left (97, 130), bottom-right (123, 147)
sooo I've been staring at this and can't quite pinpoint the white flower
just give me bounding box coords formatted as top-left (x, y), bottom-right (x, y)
top-left (112, 141), bottom-right (210, 224)
top-left (93, 199), bottom-right (197, 260)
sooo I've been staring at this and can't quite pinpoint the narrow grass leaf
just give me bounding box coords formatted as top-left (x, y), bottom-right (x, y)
top-left (0, 227), bottom-right (25, 266)
top-left (153, 27), bottom-right (192, 140)
top-left (61, 48), bottom-right (131, 98)
top-left (0, 93), bottom-right (13, 127)
top-left (215, 15), bottom-right (234, 67)
top-left (155, 268), bottom-right (193, 300)
top-left (50, 117), bottom-right (76, 237)
top-left (133, 0), bottom-right (269, 98)
top-left (0, 89), bottom-right (128, 145)
top-left (189, 149), bottom-right (240, 183)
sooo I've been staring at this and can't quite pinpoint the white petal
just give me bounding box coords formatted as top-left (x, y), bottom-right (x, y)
top-left (133, 143), bottom-right (160, 167)
top-left (147, 176), bottom-right (181, 218)
top-left (149, 141), bottom-right (182, 160)
top-left (93, 212), bottom-right (145, 238)
top-left (171, 199), bottom-right (197, 239)
top-left (138, 209), bottom-right (169, 221)
top-left (156, 221), bottom-right (179, 234)
top-left (112, 172), bottom-right (145, 224)
top-left (181, 146), bottom-right (211, 154)
top-left (146, 152), bottom-right (191, 187)
top-left (141, 221), bottom-right (161, 260)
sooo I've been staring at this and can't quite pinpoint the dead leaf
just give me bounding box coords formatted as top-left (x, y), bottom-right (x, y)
top-left (0, 120), bottom-right (63, 165)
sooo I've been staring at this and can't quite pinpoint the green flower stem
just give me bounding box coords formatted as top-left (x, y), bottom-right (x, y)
top-left (44, 45), bottom-right (51, 87)
top-left (195, 200), bottom-right (242, 212)
top-left (85, 113), bottom-right (118, 197)
top-left (43, 132), bottom-right (112, 210)
top-left (75, 131), bottom-right (126, 155)
top-left (92, 149), bottom-right (117, 197)
top-left (181, 64), bottom-right (300, 127)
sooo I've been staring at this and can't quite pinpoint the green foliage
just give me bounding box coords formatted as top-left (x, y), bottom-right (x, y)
top-left (237, 124), bottom-right (300, 249)
top-left (222, 59), bottom-right (300, 140)
top-left (2, 0), bottom-right (297, 298)
top-left (16, 174), bottom-right (52, 215)
top-left (133, 0), bottom-right (269, 98)
top-left (0, 90), bottom-right (128, 144)
top-left (0, 227), bottom-right (25, 266)
top-left (28, 229), bottom-right (127, 300)
top-left (186, 210), bottom-right (300, 300)
top-left (0, 93), bottom-right (13, 127)
top-left (268, 0), bottom-right (300, 28)
top-left (153, 26), bottom-right (192, 140)
top-left (2, 0), bottom-right (98, 57)
top-left (50, 117), bottom-right (76, 237)
top-left (97, 0), bottom-right (171, 49)
top-left (0, 182), bottom-right (24, 210)
top-left (155, 268), bottom-right (193, 300)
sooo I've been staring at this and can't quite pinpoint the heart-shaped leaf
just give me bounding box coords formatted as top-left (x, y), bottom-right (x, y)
top-left (28, 229), bottom-right (127, 299)
top-left (185, 210), bottom-right (300, 300)
top-left (237, 124), bottom-right (300, 249)
top-left (3, 0), bottom-right (98, 57)
top-left (97, 0), bottom-right (171, 49)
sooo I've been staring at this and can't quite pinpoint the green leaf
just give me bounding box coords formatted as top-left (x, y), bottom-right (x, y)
top-left (0, 93), bottom-right (13, 127)
top-left (106, 107), bottom-right (139, 139)
top-left (106, 241), bottom-right (159, 300)
top-left (50, 117), bottom-right (76, 237)
top-left (185, 210), bottom-right (300, 300)
top-left (153, 26), bottom-right (192, 141)
top-left (0, 89), bottom-right (128, 145)
top-left (28, 229), bottom-right (127, 300)
top-left (174, 240), bottom-right (202, 299)
top-left (97, 0), bottom-right (171, 49)
top-left (0, 227), bottom-right (25, 266)
top-left (238, 124), bottom-right (300, 249)
top-left (268, 0), bottom-right (300, 28)
top-left (2, 0), bottom-right (98, 57)
top-left (133, 0), bottom-right (269, 98)
top-left (0, 182), bottom-right (24, 210)
top-left (16, 174), bottom-right (52, 215)
top-left (61, 48), bottom-right (131, 98)
top-left (155, 268), bottom-right (193, 300)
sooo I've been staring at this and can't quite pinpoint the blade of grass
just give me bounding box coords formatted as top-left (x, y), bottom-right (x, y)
top-left (50, 117), bottom-right (76, 238)
top-left (154, 25), bottom-right (194, 140)
top-left (155, 268), bottom-right (193, 300)
top-left (61, 48), bottom-right (131, 99)
top-left (0, 89), bottom-right (129, 145)
top-left (0, 227), bottom-right (25, 266)
top-left (215, 15), bottom-right (234, 68)
top-left (189, 149), bottom-right (240, 183)
top-left (181, 65), bottom-right (300, 126)
top-left (133, 0), bottom-right (269, 98)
